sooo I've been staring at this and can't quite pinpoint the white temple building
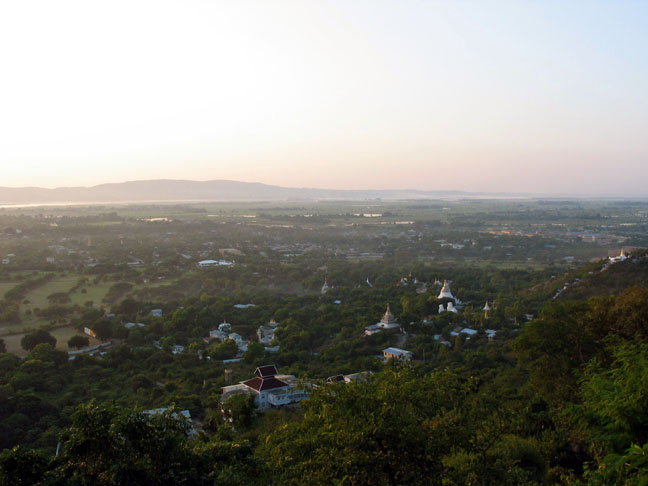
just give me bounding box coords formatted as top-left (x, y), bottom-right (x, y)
top-left (609, 248), bottom-right (628, 264)
top-left (321, 278), bottom-right (330, 294)
top-left (365, 305), bottom-right (401, 335)
top-left (439, 302), bottom-right (458, 314)
top-left (438, 280), bottom-right (455, 300)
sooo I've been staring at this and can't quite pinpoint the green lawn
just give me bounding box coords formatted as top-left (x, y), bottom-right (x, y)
top-left (68, 281), bottom-right (114, 308)
top-left (0, 281), bottom-right (17, 298)
top-left (6, 274), bottom-right (112, 333)
top-left (2, 325), bottom-right (102, 356)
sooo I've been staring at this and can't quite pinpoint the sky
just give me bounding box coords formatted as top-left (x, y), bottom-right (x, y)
top-left (0, 0), bottom-right (647, 195)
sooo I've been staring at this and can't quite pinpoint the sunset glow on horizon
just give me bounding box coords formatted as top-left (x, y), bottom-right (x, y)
top-left (1, 1), bottom-right (647, 195)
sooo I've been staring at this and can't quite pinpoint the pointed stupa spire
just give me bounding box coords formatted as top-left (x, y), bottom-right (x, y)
top-left (381, 304), bottom-right (398, 325)
top-left (438, 280), bottom-right (454, 300)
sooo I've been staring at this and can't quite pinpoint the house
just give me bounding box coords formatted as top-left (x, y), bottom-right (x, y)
top-left (208, 329), bottom-right (229, 341)
top-left (220, 365), bottom-right (308, 410)
top-left (124, 322), bottom-right (146, 329)
top-left (326, 371), bottom-right (371, 384)
top-left (450, 328), bottom-right (478, 337)
top-left (228, 333), bottom-right (244, 345)
top-left (198, 259), bottom-right (234, 268)
top-left (198, 259), bottom-right (218, 268)
top-left (142, 408), bottom-right (195, 437)
top-left (257, 325), bottom-right (276, 346)
top-left (382, 347), bottom-right (412, 362)
top-left (150, 309), bottom-right (163, 317)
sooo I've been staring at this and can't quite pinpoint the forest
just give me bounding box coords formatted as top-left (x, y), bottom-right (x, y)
top-left (0, 200), bottom-right (647, 485)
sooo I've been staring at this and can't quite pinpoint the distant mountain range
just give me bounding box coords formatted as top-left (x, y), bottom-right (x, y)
top-left (0, 179), bottom-right (521, 205)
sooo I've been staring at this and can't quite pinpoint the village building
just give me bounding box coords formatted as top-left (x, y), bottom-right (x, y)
top-left (208, 329), bottom-right (228, 341)
top-left (142, 408), bottom-right (196, 437)
top-left (124, 322), bottom-right (146, 329)
top-left (257, 324), bottom-right (276, 346)
top-left (197, 259), bottom-right (233, 268)
top-left (382, 347), bottom-right (412, 362)
top-left (326, 371), bottom-right (371, 384)
top-left (451, 328), bottom-right (478, 337)
top-left (220, 365), bottom-right (308, 410)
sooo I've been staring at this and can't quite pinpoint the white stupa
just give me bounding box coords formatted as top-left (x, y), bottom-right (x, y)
top-left (378, 305), bottom-right (400, 329)
top-left (321, 278), bottom-right (330, 294)
top-left (438, 280), bottom-right (454, 300)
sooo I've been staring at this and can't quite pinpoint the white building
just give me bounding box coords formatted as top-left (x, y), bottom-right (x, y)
top-left (438, 280), bottom-right (454, 300)
top-left (209, 329), bottom-right (229, 341)
top-left (365, 305), bottom-right (401, 335)
top-left (438, 302), bottom-right (458, 314)
top-left (257, 325), bottom-right (276, 346)
top-left (220, 365), bottom-right (308, 411)
top-left (609, 248), bottom-right (628, 263)
top-left (198, 259), bottom-right (234, 268)
top-left (124, 322), bottom-right (146, 329)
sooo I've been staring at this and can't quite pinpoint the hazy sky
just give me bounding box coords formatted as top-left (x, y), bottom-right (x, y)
top-left (1, 1), bottom-right (647, 195)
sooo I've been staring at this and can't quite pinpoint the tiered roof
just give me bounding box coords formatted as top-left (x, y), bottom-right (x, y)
top-left (242, 365), bottom-right (288, 392)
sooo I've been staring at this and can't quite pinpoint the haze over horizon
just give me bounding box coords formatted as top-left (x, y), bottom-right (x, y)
top-left (1, 1), bottom-right (647, 195)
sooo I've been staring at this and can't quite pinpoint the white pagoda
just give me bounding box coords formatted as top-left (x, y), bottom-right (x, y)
top-left (364, 304), bottom-right (400, 335)
top-left (438, 280), bottom-right (454, 300)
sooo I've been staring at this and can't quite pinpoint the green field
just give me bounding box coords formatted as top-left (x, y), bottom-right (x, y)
top-left (0, 274), bottom-right (114, 334)
top-left (0, 281), bottom-right (17, 298)
top-left (68, 281), bottom-right (115, 307)
top-left (2, 325), bottom-right (103, 356)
